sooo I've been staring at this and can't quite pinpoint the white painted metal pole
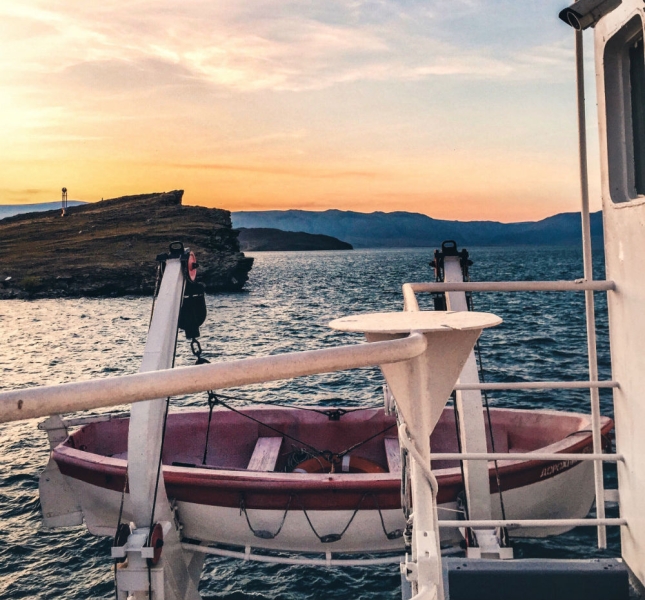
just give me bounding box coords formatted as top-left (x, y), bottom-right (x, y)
top-left (438, 518), bottom-right (625, 529)
top-left (405, 280), bottom-right (615, 293)
top-left (403, 284), bottom-right (421, 312)
top-left (444, 256), bottom-right (494, 525)
top-left (123, 258), bottom-right (203, 600)
top-left (0, 333), bottom-right (427, 424)
top-left (454, 380), bottom-right (618, 390)
top-left (430, 452), bottom-right (623, 462)
top-left (129, 259), bottom-right (184, 526)
top-left (181, 544), bottom-right (404, 566)
top-left (575, 28), bottom-right (606, 549)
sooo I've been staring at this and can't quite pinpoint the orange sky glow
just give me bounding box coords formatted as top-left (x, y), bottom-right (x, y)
top-left (1, 1), bottom-right (601, 222)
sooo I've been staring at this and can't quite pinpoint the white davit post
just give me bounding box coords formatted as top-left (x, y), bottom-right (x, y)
top-left (443, 255), bottom-right (511, 560)
top-left (114, 258), bottom-right (203, 600)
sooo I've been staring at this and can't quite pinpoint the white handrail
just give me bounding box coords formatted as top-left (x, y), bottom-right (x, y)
top-left (403, 280), bottom-right (615, 295)
top-left (438, 518), bottom-right (626, 529)
top-left (0, 332), bottom-right (427, 424)
top-left (181, 544), bottom-right (403, 566)
top-left (454, 380), bottom-right (618, 390)
top-left (430, 453), bottom-right (623, 462)
top-left (403, 275), bottom-right (614, 549)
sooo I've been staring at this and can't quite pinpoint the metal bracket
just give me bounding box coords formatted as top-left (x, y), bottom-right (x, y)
top-left (466, 528), bottom-right (514, 560)
top-left (112, 525), bottom-right (171, 600)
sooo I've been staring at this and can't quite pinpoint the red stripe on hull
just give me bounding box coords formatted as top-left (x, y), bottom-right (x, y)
top-left (54, 417), bottom-right (612, 510)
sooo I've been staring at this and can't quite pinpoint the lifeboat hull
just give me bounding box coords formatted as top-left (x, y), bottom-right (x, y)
top-left (51, 406), bottom-right (613, 553)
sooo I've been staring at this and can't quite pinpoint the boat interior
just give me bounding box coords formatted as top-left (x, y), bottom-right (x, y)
top-left (62, 406), bottom-right (603, 474)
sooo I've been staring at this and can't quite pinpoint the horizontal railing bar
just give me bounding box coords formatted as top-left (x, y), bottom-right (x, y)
top-left (454, 380), bottom-right (618, 390)
top-left (438, 518), bottom-right (626, 529)
top-left (180, 544), bottom-right (403, 566)
top-left (431, 453), bottom-right (623, 462)
top-left (406, 280), bottom-right (616, 293)
top-left (63, 414), bottom-right (128, 427)
top-left (0, 333), bottom-right (427, 424)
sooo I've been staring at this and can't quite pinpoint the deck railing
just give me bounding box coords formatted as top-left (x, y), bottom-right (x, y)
top-left (0, 332), bottom-right (427, 424)
top-left (2, 278), bottom-right (624, 564)
top-left (402, 278), bottom-right (617, 549)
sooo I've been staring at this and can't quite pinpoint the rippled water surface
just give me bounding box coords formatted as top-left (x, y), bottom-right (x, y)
top-left (0, 247), bottom-right (617, 599)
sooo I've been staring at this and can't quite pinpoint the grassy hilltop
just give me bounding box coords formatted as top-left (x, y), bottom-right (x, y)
top-left (0, 191), bottom-right (253, 299)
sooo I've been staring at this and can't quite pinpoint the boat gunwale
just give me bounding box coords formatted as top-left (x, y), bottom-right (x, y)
top-left (52, 406), bottom-right (614, 508)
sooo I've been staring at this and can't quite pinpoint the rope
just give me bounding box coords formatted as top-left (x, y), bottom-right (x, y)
top-left (369, 492), bottom-right (404, 540)
top-left (113, 469), bottom-right (128, 600)
top-left (239, 491), bottom-right (402, 544)
top-left (212, 395), bottom-right (325, 456)
top-left (240, 494), bottom-right (293, 539)
top-left (294, 493), bottom-right (365, 543)
top-left (472, 336), bottom-right (507, 521)
top-left (210, 394), bottom-right (395, 470)
top-left (202, 391), bottom-right (218, 465)
top-left (148, 263), bottom-right (162, 329)
top-left (336, 423), bottom-right (397, 459)
top-left (213, 390), bottom-right (374, 420)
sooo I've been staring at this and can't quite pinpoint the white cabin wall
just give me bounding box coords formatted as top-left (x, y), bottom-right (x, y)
top-left (595, 2), bottom-right (645, 585)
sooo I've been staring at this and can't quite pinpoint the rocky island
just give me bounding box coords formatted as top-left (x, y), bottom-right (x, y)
top-left (0, 190), bottom-right (253, 299)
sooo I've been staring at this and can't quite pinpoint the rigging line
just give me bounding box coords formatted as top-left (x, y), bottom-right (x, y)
top-left (148, 262), bottom-right (162, 329)
top-left (336, 423), bottom-right (397, 458)
top-left (214, 390), bottom-right (372, 416)
top-left (467, 291), bottom-right (508, 522)
top-left (294, 493), bottom-right (368, 543)
top-left (451, 391), bottom-right (470, 521)
top-left (368, 492), bottom-right (404, 540)
top-left (214, 396), bottom-right (396, 465)
top-left (202, 393), bottom-right (218, 465)
top-left (113, 468), bottom-right (128, 600)
top-left (240, 494), bottom-right (293, 539)
top-left (214, 397), bottom-right (325, 456)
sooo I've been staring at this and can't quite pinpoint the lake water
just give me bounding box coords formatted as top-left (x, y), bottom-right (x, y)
top-left (0, 246), bottom-right (618, 599)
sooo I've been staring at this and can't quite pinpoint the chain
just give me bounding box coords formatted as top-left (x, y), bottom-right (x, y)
top-left (240, 494), bottom-right (293, 539)
top-left (190, 338), bottom-right (210, 365)
top-left (202, 391), bottom-right (219, 465)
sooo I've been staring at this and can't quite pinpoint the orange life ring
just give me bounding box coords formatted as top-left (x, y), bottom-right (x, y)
top-left (293, 455), bottom-right (386, 474)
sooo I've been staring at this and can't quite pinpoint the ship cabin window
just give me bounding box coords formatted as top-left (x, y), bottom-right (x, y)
top-left (604, 16), bottom-right (645, 202)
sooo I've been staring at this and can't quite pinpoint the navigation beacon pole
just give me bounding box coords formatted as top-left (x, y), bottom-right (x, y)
top-left (61, 187), bottom-right (68, 217)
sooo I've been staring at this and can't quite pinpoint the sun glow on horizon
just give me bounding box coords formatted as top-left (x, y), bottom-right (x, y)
top-left (0, 0), bottom-right (600, 223)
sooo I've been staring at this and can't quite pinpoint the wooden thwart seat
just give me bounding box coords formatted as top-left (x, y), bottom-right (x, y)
top-left (247, 437), bottom-right (283, 472)
top-left (384, 437), bottom-right (401, 474)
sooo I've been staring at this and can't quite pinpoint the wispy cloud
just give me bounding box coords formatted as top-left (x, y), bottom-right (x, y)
top-left (157, 161), bottom-right (381, 179)
top-left (0, 0), bottom-right (590, 218)
top-left (0, 0), bottom-right (573, 98)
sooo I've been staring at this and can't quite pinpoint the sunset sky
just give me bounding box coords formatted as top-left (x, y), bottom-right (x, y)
top-left (0, 0), bottom-right (599, 222)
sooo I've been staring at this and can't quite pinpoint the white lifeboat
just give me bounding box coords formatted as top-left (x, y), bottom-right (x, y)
top-left (51, 405), bottom-right (612, 553)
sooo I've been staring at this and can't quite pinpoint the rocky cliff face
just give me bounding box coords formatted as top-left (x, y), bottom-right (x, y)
top-left (0, 191), bottom-right (253, 298)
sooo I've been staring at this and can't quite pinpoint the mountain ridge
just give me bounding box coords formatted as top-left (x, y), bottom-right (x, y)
top-left (231, 209), bottom-right (603, 248)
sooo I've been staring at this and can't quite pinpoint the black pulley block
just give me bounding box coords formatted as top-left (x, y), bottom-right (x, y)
top-left (178, 281), bottom-right (207, 339)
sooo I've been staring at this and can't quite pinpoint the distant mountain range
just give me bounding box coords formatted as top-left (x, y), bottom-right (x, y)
top-left (232, 210), bottom-right (603, 248)
top-left (0, 201), bottom-right (86, 220)
top-left (1, 203), bottom-right (603, 249)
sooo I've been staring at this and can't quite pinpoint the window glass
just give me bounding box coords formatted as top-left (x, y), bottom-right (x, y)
top-left (629, 39), bottom-right (645, 195)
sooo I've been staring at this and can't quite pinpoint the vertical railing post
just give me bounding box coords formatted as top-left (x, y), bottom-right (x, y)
top-left (575, 28), bottom-right (606, 549)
